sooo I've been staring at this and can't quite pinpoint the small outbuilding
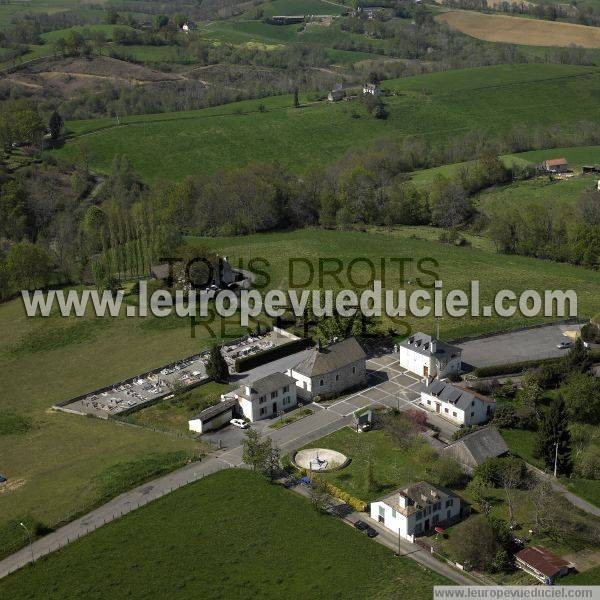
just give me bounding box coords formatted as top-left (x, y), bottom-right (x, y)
top-left (188, 397), bottom-right (237, 433)
top-left (442, 426), bottom-right (508, 473)
top-left (515, 546), bottom-right (573, 585)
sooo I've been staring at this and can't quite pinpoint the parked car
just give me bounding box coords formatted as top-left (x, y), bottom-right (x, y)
top-left (354, 520), bottom-right (369, 532)
top-left (354, 520), bottom-right (378, 537)
top-left (230, 418), bottom-right (249, 429)
top-left (557, 341), bottom-right (572, 349)
top-left (0, 474), bottom-right (6, 483)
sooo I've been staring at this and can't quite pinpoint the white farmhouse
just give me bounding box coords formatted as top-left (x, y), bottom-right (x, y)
top-left (287, 337), bottom-right (367, 400)
top-left (363, 83), bottom-right (381, 95)
top-left (399, 332), bottom-right (461, 378)
top-left (370, 481), bottom-right (461, 542)
top-left (420, 379), bottom-right (495, 426)
top-left (225, 372), bottom-right (298, 422)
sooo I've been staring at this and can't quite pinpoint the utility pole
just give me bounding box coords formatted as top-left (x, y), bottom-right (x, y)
top-left (554, 442), bottom-right (559, 478)
top-left (19, 522), bottom-right (34, 564)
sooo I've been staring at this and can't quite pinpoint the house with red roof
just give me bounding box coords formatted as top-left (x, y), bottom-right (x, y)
top-left (515, 546), bottom-right (574, 585)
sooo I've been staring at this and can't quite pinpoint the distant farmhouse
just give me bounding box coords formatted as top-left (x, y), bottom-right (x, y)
top-left (188, 372), bottom-right (297, 433)
top-left (327, 88), bottom-right (346, 102)
top-left (363, 83), bottom-right (381, 96)
top-left (399, 332), bottom-right (462, 379)
top-left (181, 21), bottom-right (196, 32)
top-left (420, 379), bottom-right (495, 426)
top-left (287, 337), bottom-right (367, 400)
top-left (539, 157), bottom-right (574, 179)
top-left (515, 546), bottom-right (573, 584)
top-left (442, 426), bottom-right (508, 473)
top-left (370, 481), bottom-right (461, 542)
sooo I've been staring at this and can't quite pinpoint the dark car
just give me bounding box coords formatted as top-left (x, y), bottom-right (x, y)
top-left (354, 520), bottom-right (378, 537)
top-left (354, 520), bottom-right (369, 532)
top-left (365, 526), bottom-right (378, 538)
top-left (0, 474), bottom-right (6, 483)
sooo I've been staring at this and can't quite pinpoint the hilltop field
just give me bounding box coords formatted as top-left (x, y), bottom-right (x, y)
top-left (438, 10), bottom-right (600, 48)
top-left (52, 63), bottom-right (600, 181)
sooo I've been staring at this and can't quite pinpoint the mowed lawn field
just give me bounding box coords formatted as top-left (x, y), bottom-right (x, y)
top-left (53, 64), bottom-right (600, 181)
top-left (0, 469), bottom-right (451, 599)
top-left (0, 294), bottom-right (249, 555)
top-left (193, 228), bottom-right (600, 338)
top-left (438, 10), bottom-right (600, 48)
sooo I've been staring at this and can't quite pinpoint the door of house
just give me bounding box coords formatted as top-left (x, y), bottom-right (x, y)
top-left (272, 402), bottom-right (277, 414)
top-left (423, 365), bottom-right (429, 378)
top-left (435, 402), bottom-right (441, 413)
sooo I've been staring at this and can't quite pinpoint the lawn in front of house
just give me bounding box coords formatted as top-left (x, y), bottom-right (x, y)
top-left (299, 426), bottom-right (436, 503)
top-left (0, 469), bottom-right (451, 599)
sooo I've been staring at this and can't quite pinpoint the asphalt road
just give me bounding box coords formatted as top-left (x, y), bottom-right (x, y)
top-left (458, 323), bottom-right (584, 368)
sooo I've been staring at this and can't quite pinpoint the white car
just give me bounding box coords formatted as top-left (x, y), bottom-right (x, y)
top-left (230, 418), bottom-right (249, 429)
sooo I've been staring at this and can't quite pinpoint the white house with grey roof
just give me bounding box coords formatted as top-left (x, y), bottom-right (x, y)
top-left (399, 332), bottom-right (461, 379)
top-left (370, 481), bottom-right (461, 542)
top-left (420, 379), bottom-right (495, 426)
top-left (442, 426), bottom-right (508, 473)
top-left (287, 337), bottom-right (367, 400)
top-left (225, 372), bottom-right (298, 422)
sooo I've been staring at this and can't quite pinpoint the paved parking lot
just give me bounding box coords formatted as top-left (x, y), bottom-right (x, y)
top-left (458, 323), bottom-right (584, 368)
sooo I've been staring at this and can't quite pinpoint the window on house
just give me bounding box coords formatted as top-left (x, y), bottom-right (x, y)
top-left (445, 499), bottom-right (453, 508)
top-left (452, 411), bottom-right (457, 417)
top-left (447, 509), bottom-right (451, 520)
top-left (271, 391), bottom-right (278, 399)
top-left (335, 374), bottom-right (339, 381)
top-left (427, 400), bottom-right (431, 405)
top-left (283, 385), bottom-right (289, 393)
top-left (471, 400), bottom-right (475, 406)
top-left (260, 407), bottom-right (266, 416)
top-left (444, 408), bottom-right (448, 413)
top-left (352, 366), bottom-right (356, 374)
top-left (434, 502), bottom-right (441, 511)
top-left (392, 509), bottom-right (397, 519)
top-left (320, 379), bottom-right (324, 387)
top-left (378, 506), bottom-right (385, 518)
top-left (259, 395), bottom-right (266, 404)
top-left (416, 511), bottom-right (422, 520)
top-left (283, 397), bottom-right (290, 405)
top-left (471, 411), bottom-right (475, 417)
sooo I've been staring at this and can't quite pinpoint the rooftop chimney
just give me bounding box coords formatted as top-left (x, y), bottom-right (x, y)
top-left (245, 384), bottom-right (252, 396)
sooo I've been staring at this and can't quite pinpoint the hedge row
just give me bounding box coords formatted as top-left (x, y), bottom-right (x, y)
top-left (322, 481), bottom-right (367, 513)
top-left (473, 349), bottom-right (600, 378)
top-left (234, 337), bottom-right (314, 372)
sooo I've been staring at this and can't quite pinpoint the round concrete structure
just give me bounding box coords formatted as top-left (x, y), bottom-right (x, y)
top-left (293, 448), bottom-right (349, 472)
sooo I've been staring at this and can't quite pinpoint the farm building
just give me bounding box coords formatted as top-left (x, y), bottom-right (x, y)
top-left (539, 158), bottom-right (574, 178)
top-left (399, 332), bottom-right (462, 378)
top-left (582, 165), bottom-right (600, 174)
top-left (188, 397), bottom-right (237, 434)
top-left (370, 481), bottom-right (461, 542)
top-left (420, 379), bottom-right (495, 426)
top-left (328, 89), bottom-right (346, 102)
top-left (515, 546), bottom-right (573, 584)
top-left (363, 83), bottom-right (381, 96)
top-left (223, 372), bottom-right (298, 422)
top-left (442, 426), bottom-right (508, 473)
top-left (287, 337), bottom-right (367, 400)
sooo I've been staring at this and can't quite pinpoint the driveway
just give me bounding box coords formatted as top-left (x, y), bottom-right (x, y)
top-left (458, 323), bottom-right (584, 369)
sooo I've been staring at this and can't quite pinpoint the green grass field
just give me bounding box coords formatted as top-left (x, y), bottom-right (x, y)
top-left (192, 228), bottom-right (600, 339)
top-left (0, 469), bottom-right (451, 599)
top-left (0, 0), bottom-right (107, 29)
top-left (52, 64), bottom-right (600, 181)
top-left (260, 0), bottom-right (346, 17)
top-left (0, 292), bottom-right (250, 554)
